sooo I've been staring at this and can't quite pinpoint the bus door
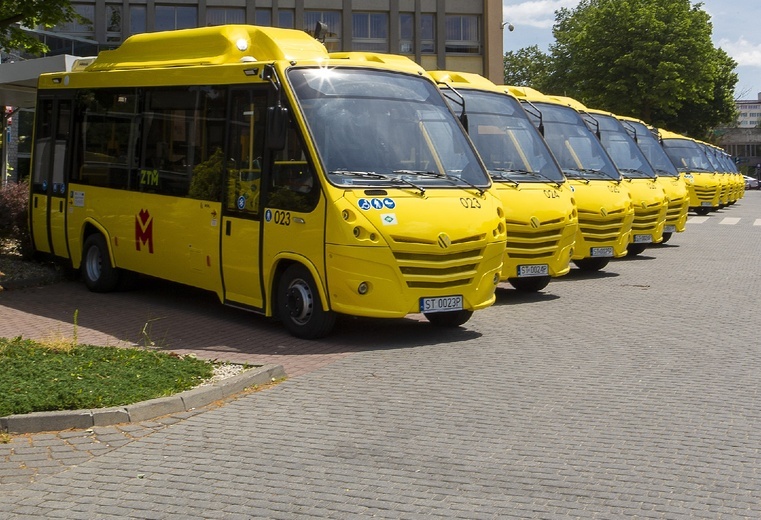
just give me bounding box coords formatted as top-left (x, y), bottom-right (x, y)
top-left (30, 96), bottom-right (73, 258)
top-left (221, 89), bottom-right (267, 308)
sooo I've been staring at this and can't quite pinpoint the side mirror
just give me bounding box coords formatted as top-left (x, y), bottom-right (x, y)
top-left (314, 21), bottom-right (327, 42)
top-left (266, 106), bottom-right (288, 150)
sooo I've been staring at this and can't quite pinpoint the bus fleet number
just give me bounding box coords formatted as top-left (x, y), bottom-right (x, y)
top-left (273, 210), bottom-right (290, 225)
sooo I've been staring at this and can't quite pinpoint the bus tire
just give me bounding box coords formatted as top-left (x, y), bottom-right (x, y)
top-left (695, 207), bottom-right (710, 215)
top-left (627, 243), bottom-right (648, 256)
top-left (660, 232), bottom-right (672, 244)
top-left (573, 257), bottom-right (609, 272)
top-left (508, 275), bottom-right (551, 292)
top-left (82, 234), bottom-right (120, 293)
top-left (424, 309), bottom-right (473, 328)
top-left (277, 264), bottom-right (336, 339)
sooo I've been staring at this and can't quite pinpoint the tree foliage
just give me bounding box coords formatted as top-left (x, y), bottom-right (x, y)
top-left (0, 0), bottom-right (78, 56)
top-left (503, 45), bottom-right (553, 89)
top-left (533, 0), bottom-right (738, 139)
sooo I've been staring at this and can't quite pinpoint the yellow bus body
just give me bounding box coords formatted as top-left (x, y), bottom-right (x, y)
top-left (505, 86), bottom-right (634, 271)
top-left (427, 71), bottom-right (577, 292)
top-left (616, 116), bottom-right (689, 241)
top-left (29, 25), bottom-right (506, 338)
top-left (659, 129), bottom-right (722, 215)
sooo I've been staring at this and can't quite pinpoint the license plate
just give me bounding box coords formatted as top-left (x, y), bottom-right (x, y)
top-left (420, 295), bottom-right (463, 313)
top-left (664, 225), bottom-right (676, 233)
top-left (633, 234), bottom-right (653, 244)
top-left (590, 247), bottom-right (614, 257)
top-left (701, 201), bottom-right (712, 207)
top-left (517, 264), bottom-right (549, 277)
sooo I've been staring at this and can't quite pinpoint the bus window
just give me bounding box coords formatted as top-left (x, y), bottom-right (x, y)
top-left (74, 89), bottom-right (138, 190)
top-left (142, 86), bottom-right (226, 197)
top-left (269, 111), bottom-right (319, 213)
top-left (226, 88), bottom-right (267, 215)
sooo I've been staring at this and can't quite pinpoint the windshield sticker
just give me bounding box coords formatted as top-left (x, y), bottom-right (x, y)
top-left (381, 213), bottom-right (398, 226)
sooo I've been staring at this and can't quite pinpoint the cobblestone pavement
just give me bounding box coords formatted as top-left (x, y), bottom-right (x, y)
top-left (2, 192), bottom-right (761, 518)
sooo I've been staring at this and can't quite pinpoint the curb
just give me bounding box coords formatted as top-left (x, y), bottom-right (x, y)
top-left (0, 363), bottom-right (286, 434)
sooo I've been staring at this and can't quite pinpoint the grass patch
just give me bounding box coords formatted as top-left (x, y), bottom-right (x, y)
top-left (0, 337), bottom-right (214, 417)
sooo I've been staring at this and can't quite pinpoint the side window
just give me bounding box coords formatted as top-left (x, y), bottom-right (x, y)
top-left (142, 86), bottom-right (226, 198)
top-left (226, 89), bottom-right (268, 216)
top-left (31, 99), bottom-right (54, 193)
top-left (268, 110), bottom-right (319, 213)
top-left (74, 89), bottom-right (137, 190)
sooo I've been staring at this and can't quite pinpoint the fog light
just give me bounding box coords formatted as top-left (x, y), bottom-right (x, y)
top-left (358, 282), bottom-right (369, 295)
top-left (353, 226), bottom-right (360, 237)
top-left (493, 273), bottom-right (500, 284)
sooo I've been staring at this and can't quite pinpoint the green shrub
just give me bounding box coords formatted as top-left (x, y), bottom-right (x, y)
top-left (0, 181), bottom-right (32, 257)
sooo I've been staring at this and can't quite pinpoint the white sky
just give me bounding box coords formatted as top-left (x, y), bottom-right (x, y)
top-left (501, 0), bottom-right (761, 99)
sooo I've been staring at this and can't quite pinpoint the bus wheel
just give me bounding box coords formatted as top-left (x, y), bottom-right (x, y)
top-left (277, 264), bottom-right (336, 339)
top-left (626, 243), bottom-right (648, 256)
top-left (660, 232), bottom-right (672, 244)
top-left (573, 257), bottom-right (609, 272)
top-left (508, 276), bottom-right (551, 292)
top-left (695, 207), bottom-right (710, 215)
top-left (424, 310), bottom-right (473, 328)
top-left (82, 234), bottom-right (120, 293)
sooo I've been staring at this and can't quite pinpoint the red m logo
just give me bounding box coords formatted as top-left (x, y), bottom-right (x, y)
top-left (136, 209), bottom-right (154, 253)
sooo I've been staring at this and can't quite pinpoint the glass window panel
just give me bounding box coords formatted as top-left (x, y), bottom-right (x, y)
top-left (278, 10), bottom-right (294, 28)
top-left (255, 10), bottom-right (272, 26)
top-left (130, 6), bottom-right (146, 34)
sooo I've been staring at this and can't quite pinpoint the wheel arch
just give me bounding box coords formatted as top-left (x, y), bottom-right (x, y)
top-left (268, 254), bottom-right (330, 318)
top-left (78, 220), bottom-right (115, 270)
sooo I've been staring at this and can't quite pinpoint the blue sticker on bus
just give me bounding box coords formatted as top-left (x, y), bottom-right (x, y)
top-left (371, 198), bottom-right (384, 209)
top-left (383, 198), bottom-right (395, 209)
top-left (265, 209), bottom-right (273, 222)
top-left (358, 199), bottom-right (371, 211)
top-left (237, 195), bottom-right (246, 210)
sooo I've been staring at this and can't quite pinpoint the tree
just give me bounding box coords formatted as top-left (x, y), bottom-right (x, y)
top-left (503, 45), bottom-right (553, 89)
top-left (543, 0), bottom-right (738, 139)
top-left (1, 0), bottom-right (79, 56)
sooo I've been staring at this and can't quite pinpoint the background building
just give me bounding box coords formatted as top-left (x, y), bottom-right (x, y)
top-left (716, 93), bottom-right (761, 175)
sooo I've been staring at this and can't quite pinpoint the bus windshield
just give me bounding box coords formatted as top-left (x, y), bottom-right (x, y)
top-left (624, 121), bottom-right (679, 177)
top-left (587, 113), bottom-right (656, 179)
top-left (445, 89), bottom-right (565, 184)
top-left (289, 67), bottom-right (490, 190)
top-left (661, 139), bottom-right (715, 173)
top-left (523, 102), bottom-right (621, 182)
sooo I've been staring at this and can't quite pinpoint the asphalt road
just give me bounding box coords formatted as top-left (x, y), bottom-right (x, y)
top-left (2, 190), bottom-right (761, 518)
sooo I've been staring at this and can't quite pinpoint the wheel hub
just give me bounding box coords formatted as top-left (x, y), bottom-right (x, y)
top-left (286, 280), bottom-right (313, 324)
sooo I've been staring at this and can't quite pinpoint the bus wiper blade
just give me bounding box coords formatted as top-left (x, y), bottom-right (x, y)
top-left (493, 167), bottom-right (563, 188)
top-left (618, 168), bottom-right (654, 179)
top-left (565, 168), bottom-right (620, 183)
top-left (389, 176), bottom-right (426, 195)
top-left (394, 169), bottom-right (485, 196)
top-left (487, 170), bottom-right (519, 187)
top-left (329, 170), bottom-right (390, 179)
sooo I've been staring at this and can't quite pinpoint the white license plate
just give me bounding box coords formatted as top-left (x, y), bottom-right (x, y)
top-left (664, 225), bottom-right (676, 233)
top-left (590, 247), bottom-right (614, 257)
top-left (701, 201), bottom-right (712, 207)
top-left (518, 264), bottom-right (549, 277)
top-left (633, 234), bottom-right (653, 243)
top-left (420, 295), bottom-right (463, 313)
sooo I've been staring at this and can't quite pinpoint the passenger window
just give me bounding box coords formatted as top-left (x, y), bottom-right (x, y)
top-left (268, 112), bottom-right (319, 213)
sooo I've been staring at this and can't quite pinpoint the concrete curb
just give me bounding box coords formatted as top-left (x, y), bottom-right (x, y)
top-left (1, 363), bottom-right (285, 434)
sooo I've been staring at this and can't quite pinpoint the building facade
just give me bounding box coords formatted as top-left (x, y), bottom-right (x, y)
top-left (716, 93), bottom-right (761, 174)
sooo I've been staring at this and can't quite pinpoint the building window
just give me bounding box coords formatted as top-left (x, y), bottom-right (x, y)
top-left (421, 14), bottom-right (435, 54)
top-left (279, 10), bottom-right (295, 28)
top-left (106, 4), bottom-right (122, 42)
top-left (445, 15), bottom-right (480, 54)
top-left (305, 11), bottom-right (341, 51)
top-left (130, 5), bottom-right (146, 35)
top-left (156, 5), bottom-right (197, 32)
top-left (57, 4), bottom-right (95, 38)
top-left (255, 10), bottom-right (271, 26)
top-left (207, 7), bottom-right (245, 26)
top-left (400, 13), bottom-right (413, 54)
top-left (352, 13), bottom-right (388, 52)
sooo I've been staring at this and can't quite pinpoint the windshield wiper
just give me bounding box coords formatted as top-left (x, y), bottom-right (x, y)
top-left (492, 167), bottom-right (563, 188)
top-left (487, 170), bottom-right (519, 187)
top-left (564, 168), bottom-right (620, 183)
top-left (393, 169), bottom-right (485, 196)
top-left (331, 170), bottom-right (426, 195)
top-left (618, 168), bottom-right (655, 179)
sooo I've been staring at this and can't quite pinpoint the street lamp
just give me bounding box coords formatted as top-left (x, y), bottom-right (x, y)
top-left (501, 22), bottom-right (515, 32)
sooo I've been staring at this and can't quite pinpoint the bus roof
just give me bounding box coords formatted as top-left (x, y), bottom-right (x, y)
top-left (329, 52), bottom-right (425, 75)
top-left (82, 25), bottom-right (329, 72)
top-left (427, 70), bottom-right (507, 94)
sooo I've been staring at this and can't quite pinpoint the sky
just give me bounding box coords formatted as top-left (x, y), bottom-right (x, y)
top-left (501, 0), bottom-right (761, 100)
